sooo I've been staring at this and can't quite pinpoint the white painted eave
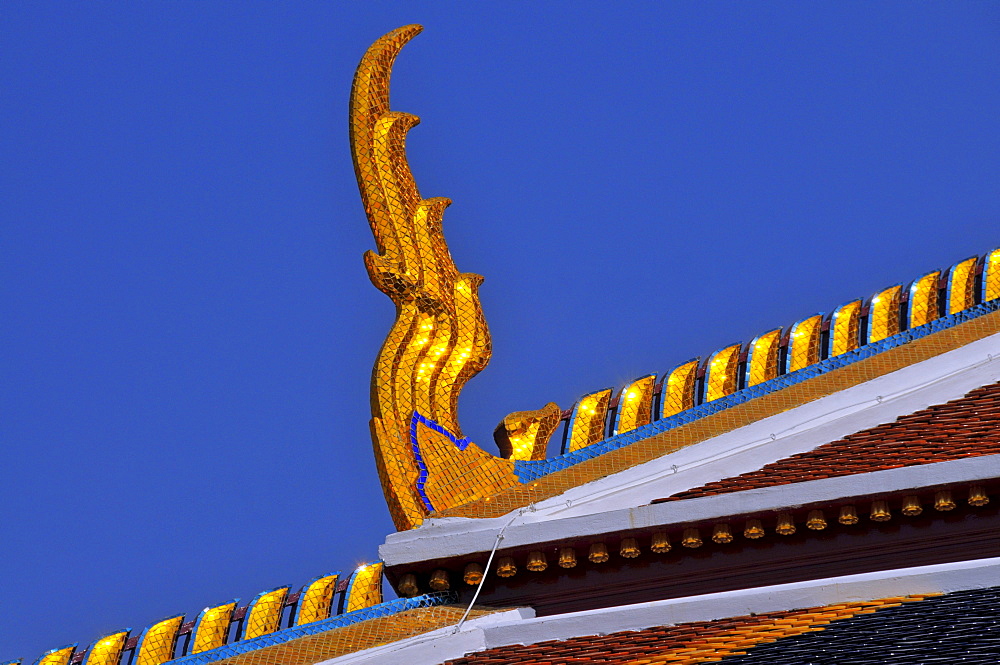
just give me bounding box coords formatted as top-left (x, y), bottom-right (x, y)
top-left (381, 453), bottom-right (1000, 567)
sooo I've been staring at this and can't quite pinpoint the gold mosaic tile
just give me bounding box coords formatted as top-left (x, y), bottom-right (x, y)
top-left (496, 403), bottom-right (561, 461)
top-left (705, 344), bottom-right (740, 402)
top-left (35, 646), bottom-right (74, 665)
top-left (947, 257), bottom-right (977, 314)
top-left (661, 360), bottom-right (699, 418)
top-left (615, 375), bottom-right (656, 435)
top-left (243, 588), bottom-right (288, 640)
top-left (83, 632), bottom-right (128, 665)
top-left (346, 564), bottom-right (384, 613)
top-left (209, 606), bottom-right (498, 665)
top-left (986, 249), bottom-right (1000, 301)
top-left (134, 615), bottom-right (183, 665)
top-left (747, 329), bottom-right (781, 386)
top-left (787, 314), bottom-right (822, 372)
top-left (829, 300), bottom-right (862, 357)
top-left (908, 271), bottom-right (940, 329)
top-left (567, 389), bottom-right (613, 452)
top-left (439, 308), bottom-right (1000, 520)
top-left (192, 601), bottom-right (238, 654)
top-left (869, 284), bottom-right (902, 342)
top-left (295, 575), bottom-right (339, 627)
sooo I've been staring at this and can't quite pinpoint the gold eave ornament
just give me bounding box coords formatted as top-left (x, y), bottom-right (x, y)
top-left (351, 25), bottom-right (557, 530)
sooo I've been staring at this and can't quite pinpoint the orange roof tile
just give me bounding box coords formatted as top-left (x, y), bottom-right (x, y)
top-left (658, 381), bottom-right (1000, 503)
top-left (443, 596), bottom-right (919, 664)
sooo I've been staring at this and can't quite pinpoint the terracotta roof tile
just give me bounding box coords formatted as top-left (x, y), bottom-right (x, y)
top-left (658, 380), bottom-right (1000, 503)
top-left (443, 595), bottom-right (923, 664)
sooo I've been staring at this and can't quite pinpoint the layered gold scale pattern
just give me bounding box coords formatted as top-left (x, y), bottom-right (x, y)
top-left (294, 575), bottom-right (339, 626)
top-left (345, 564), bottom-right (383, 613)
top-left (661, 360), bottom-right (698, 418)
top-left (830, 300), bottom-right (862, 357)
top-left (35, 647), bottom-right (75, 665)
top-left (787, 314), bottom-right (822, 372)
top-left (134, 616), bottom-right (184, 665)
top-left (987, 249), bottom-right (1000, 300)
top-left (747, 329), bottom-right (781, 386)
top-left (243, 588), bottom-right (289, 640)
top-left (705, 345), bottom-right (740, 403)
top-left (567, 389), bottom-right (613, 452)
top-left (908, 271), bottom-right (940, 329)
top-left (495, 403), bottom-right (561, 461)
top-left (615, 375), bottom-right (656, 435)
top-left (83, 632), bottom-right (128, 665)
top-left (869, 284), bottom-right (902, 342)
top-left (949, 257), bottom-right (978, 314)
top-left (192, 602), bottom-right (238, 654)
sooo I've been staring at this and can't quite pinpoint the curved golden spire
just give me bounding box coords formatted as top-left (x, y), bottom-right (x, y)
top-left (351, 26), bottom-right (557, 530)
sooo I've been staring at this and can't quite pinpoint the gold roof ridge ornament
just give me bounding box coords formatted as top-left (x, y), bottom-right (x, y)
top-left (351, 25), bottom-right (559, 530)
top-left (352, 27), bottom-right (1000, 531)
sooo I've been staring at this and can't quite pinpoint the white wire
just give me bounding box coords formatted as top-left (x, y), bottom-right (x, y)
top-left (453, 506), bottom-right (529, 633)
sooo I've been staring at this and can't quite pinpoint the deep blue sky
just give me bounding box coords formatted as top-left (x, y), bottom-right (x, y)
top-left (3, 2), bottom-right (999, 660)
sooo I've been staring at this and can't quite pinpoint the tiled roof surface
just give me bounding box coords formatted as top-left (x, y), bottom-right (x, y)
top-left (659, 380), bottom-right (1000, 503)
top-left (444, 595), bottom-right (927, 665)
top-left (446, 588), bottom-right (1000, 664)
top-left (708, 587), bottom-right (1000, 664)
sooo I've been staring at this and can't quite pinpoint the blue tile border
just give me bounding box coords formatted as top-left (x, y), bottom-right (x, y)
top-left (515, 299), bottom-right (1000, 483)
top-left (166, 592), bottom-right (458, 665)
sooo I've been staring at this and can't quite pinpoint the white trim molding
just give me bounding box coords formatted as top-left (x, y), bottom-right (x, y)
top-left (322, 557), bottom-right (1000, 665)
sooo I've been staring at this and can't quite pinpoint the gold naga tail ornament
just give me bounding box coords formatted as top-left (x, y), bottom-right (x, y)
top-left (351, 25), bottom-right (560, 530)
top-left (352, 26), bottom-right (1000, 532)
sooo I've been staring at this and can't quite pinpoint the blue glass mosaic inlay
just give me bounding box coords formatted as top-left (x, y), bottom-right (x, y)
top-left (410, 412), bottom-right (470, 512)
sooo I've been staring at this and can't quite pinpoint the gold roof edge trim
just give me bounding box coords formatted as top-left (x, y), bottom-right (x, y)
top-left (439, 307), bottom-right (1000, 520)
top-left (16, 565), bottom-right (387, 665)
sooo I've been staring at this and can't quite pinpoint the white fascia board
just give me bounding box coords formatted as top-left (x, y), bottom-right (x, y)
top-left (381, 453), bottom-right (1000, 567)
top-left (380, 330), bottom-right (1000, 566)
top-left (321, 557), bottom-right (1000, 665)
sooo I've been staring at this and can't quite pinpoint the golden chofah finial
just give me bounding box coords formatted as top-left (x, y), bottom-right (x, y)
top-left (351, 26), bottom-right (558, 530)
